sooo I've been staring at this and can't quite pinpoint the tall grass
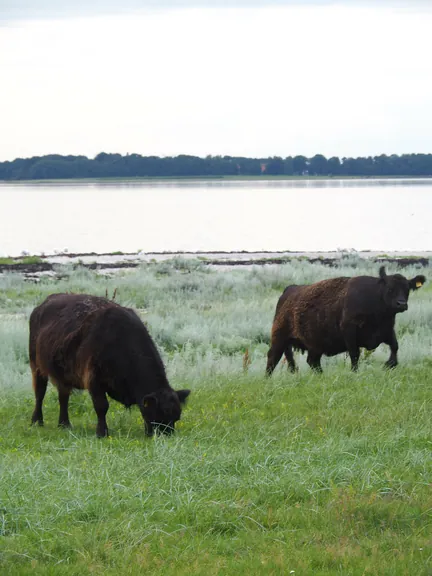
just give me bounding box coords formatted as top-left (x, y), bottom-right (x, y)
top-left (0, 260), bottom-right (431, 575)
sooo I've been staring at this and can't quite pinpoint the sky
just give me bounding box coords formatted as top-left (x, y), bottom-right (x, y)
top-left (1, 1), bottom-right (432, 161)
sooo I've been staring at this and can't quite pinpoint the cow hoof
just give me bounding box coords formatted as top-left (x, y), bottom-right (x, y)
top-left (58, 421), bottom-right (72, 429)
top-left (31, 420), bottom-right (43, 427)
top-left (385, 361), bottom-right (397, 370)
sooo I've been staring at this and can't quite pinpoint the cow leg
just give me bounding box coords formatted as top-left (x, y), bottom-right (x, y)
top-left (284, 345), bottom-right (297, 373)
top-left (384, 329), bottom-right (398, 369)
top-left (342, 325), bottom-right (360, 371)
top-left (265, 340), bottom-right (285, 376)
top-left (31, 369), bottom-right (48, 426)
top-left (90, 389), bottom-right (109, 438)
top-left (307, 351), bottom-right (322, 373)
top-left (348, 348), bottom-right (360, 371)
top-left (58, 388), bottom-right (72, 428)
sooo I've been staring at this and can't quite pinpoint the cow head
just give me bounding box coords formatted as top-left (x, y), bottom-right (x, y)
top-left (379, 266), bottom-right (426, 313)
top-left (140, 388), bottom-right (191, 436)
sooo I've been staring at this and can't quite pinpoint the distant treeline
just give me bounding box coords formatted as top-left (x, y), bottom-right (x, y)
top-left (1, 152), bottom-right (432, 180)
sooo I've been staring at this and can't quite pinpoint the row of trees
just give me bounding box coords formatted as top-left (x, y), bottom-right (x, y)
top-left (1, 153), bottom-right (432, 180)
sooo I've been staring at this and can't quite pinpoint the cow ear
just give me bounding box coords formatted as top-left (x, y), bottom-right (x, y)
top-left (408, 275), bottom-right (426, 291)
top-left (378, 266), bottom-right (387, 283)
top-left (176, 389), bottom-right (191, 405)
top-left (142, 393), bottom-right (158, 409)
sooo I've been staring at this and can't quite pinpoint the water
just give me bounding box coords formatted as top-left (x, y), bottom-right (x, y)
top-left (0, 178), bottom-right (431, 256)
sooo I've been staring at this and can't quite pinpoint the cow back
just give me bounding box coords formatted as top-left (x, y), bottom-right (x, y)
top-left (273, 277), bottom-right (350, 355)
top-left (29, 293), bottom-right (169, 403)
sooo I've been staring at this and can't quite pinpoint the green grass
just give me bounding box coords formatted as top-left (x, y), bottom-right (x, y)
top-left (0, 257), bottom-right (14, 265)
top-left (19, 256), bottom-right (43, 265)
top-left (0, 256), bottom-right (43, 266)
top-left (0, 260), bottom-right (431, 574)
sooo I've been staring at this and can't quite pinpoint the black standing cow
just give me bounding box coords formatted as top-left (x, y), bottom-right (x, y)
top-left (266, 266), bottom-right (426, 374)
top-left (29, 293), bottom-right (190, 437)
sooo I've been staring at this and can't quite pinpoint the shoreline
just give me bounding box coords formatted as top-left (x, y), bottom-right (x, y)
top-left (2, 175), bottom-right (432, 185)
top-left (1, 250), bottom-right (430, 281)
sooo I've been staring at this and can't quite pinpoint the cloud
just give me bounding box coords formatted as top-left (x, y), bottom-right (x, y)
top-left (1, 4), bottom-right (432, 161)
top-left (3, 0), bottom-right (430, 22)
top-left (1, 2), bottom-right (432, 161)
top-left (1, 0), bottom-right (318, 21)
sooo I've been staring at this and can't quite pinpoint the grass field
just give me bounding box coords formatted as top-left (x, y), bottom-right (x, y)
top-left (0, 259), bottom-right (431, 575)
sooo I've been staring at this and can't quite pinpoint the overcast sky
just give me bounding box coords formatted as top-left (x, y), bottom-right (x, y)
top-left (1, 1), bottom-right (431, 160)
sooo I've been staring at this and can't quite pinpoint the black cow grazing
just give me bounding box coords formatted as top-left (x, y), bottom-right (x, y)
top-left (29, 293), bottom-right (190, 437)
top-left (266, 267), bottom-right (426, 374)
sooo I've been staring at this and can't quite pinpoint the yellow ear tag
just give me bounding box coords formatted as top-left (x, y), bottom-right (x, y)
top-left (144, 401), bottom-right (149, 408)
top-left (416, 281), bottom-right (423, 288)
